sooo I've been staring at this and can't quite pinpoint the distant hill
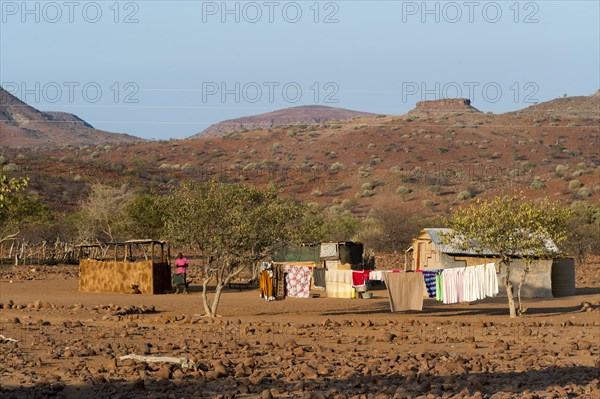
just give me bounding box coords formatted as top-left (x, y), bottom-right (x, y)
top-left (4, 91), bottom-right (598, 216)
top-left (191, 105), bottom-right (376, 138)
top-left (408, 98), bottom-right (481, 114)
top-left (44, 112), bottom-right (95, 128)
top-left (508, 92), bottom-right (600, 117)
top-left (0, 86), bottom-right (142, 148)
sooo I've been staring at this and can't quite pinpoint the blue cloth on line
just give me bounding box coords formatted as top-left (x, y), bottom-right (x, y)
top-left (422, 270), bottom-right (442, 298)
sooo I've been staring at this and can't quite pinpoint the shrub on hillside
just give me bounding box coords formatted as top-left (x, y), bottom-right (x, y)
top-left (243, 162), bottom-right (258, 171)
top-left (568, 180), bottom-right (583, 190)
top-left (329, 162), bottom-right (344, 171)
top-left (457, 191), bottom-right (471, 201)
top-left (577, 187), bottom-right (592, 199)
top-left (529, 177), bottom-right (546, 190)
top-left (396, 186), bottom-right (411, 195)
top-left (555, 164), bottom-right (569, 176)
top-left (355, 189), bottom-right (375, 198)
top-left (2, 163), bottom-right (20, 172)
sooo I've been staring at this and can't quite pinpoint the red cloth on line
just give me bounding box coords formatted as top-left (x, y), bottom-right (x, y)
top-left (352, 270), bottom-right (365, 286)
top-left (363, 270), bottom-right (371, 281)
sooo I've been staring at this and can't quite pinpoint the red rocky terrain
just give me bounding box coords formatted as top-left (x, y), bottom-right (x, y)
top-left (0, 263), bottom-right (598, 399)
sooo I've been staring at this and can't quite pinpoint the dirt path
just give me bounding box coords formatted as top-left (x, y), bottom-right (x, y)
top-left (1, 266), bottom-right (599, 398)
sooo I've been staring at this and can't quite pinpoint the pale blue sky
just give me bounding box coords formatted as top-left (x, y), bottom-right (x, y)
top-left (1, 1), bottom-right (598, 139)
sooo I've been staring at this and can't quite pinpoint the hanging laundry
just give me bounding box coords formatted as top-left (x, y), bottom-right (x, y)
top-left (461, 263), bottom-right (499, 302)
top-left (435, 272), bottom-right (444, 302)
top-left (368, 270), bottom-right (403, 281)
top-left (313, 267), bottom-right (326, 289)
top-left (383, 272), bottom-right (428, 311)
top-left (442, 267), bottom-right (464, 304)
top-left (259, 263), bottom-right (284, 301)
top-left (369, 270), bottom-right (384, 281)
top-left (259, 269), bottom-right (275, 301)
top-left (259, 262), bottom-right (271, 272)
top-left (475, 264), bottom-right (486, 301)
top-left (462, 266), bottom-right (476, 302)
top-left (273, 264), bottom-right (285, 300)
top-left (362, 269), bottom-right (371, 284)
top-left (421, 270), bottom-right (441, 298)
top-left (439, 263), bottom-right (499, 304)
top-left (484, 263), bottom-right (499, 297)
top-left (352, 270), bottom-right (366, 287)
top-left (325, 269), bottom-right (353, 298)
top-left (284, 265), bottom-right (311, 298)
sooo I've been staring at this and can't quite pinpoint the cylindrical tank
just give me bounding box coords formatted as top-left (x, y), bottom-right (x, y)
top-left (551, 258), bottom-right (575, 297)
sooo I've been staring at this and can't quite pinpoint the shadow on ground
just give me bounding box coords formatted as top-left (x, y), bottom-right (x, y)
top-left (1, 365), bottom-right (597, 399)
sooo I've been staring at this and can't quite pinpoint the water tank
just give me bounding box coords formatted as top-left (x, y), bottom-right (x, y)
top-left (551, 258), bottom-right (575, 297)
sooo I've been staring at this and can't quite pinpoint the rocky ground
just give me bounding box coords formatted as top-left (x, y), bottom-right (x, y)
top-left (0, 264), bottom-right (599, 399)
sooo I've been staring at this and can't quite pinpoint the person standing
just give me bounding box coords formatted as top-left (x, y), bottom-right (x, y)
top-left (174, 252), bottom-right (189, 293)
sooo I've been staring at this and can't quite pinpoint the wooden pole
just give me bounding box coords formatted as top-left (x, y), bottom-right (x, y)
top-left (167, 243), bottom-right (171, 266)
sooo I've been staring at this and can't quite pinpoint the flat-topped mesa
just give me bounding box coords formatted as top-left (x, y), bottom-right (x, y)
top-left (409, 98), bottom-right (481, 114)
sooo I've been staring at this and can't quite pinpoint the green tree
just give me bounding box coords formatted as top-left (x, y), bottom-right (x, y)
top-left (0, 175), bottom-right (29, 243)
top-left (287, 203), bottom-right (327, 244)
top-left (164, 180), bottom-right (304, 317)
top-left (126, 193), bottom-right (167, 240)
top-left (322, 208), bottom-right (361, 242)
top-left (3, 193), bottom-right (55, 243)
top-left (564, 202), bottom-right (600, 264)
top-left (442, 197), bottom-right (571, 318)
top-left (0, 175), bottom-right (28, 206)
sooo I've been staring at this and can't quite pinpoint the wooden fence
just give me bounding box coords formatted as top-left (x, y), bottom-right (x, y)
top-left (0, 238), bottom-right (79, 265)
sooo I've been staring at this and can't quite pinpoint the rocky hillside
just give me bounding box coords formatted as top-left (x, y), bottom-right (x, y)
top-left (0, 86), bottom-right (142, 148)
top-left (44, 112), bottom-right (95, 128)
top-left (409, 98), bottom-right (481, 114)
top-left (5, 92), bottom-right (597, 218)
top-left (509, 92), bottom-right (600, 117)
top-left (192, 105), bottom-right (375, 138)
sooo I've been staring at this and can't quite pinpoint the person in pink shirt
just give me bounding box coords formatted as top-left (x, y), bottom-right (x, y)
top-left (174, 252), bottom-right (189, 293)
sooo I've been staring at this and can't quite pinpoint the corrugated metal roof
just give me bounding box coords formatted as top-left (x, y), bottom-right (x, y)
top-left (424, 228), bottom-right (558, 256)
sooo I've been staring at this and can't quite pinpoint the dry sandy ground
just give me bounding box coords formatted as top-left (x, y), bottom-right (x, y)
top-left (0, 265), bottom-right (599, 399)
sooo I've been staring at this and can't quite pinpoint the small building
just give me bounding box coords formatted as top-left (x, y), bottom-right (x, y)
top-left (406, 228), bottom-right (575, 298)
top-left (271, 243), bottom-right (321, 267)
top-left (272, 241), bottom-right (364, 270)
top-left (78, 240), bottom-right (172, 295)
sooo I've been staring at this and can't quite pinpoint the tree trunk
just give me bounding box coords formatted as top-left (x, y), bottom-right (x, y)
top-left (209, 283), bottom-right (225, 317)
top-left (502, 259), bottom-right (517, 318)
top-left (516, 262), bottom-right (531, 317)
top-left (201, 278), bottom-right (212, 317)
top-left (506, 283), bottom-right (517, 318)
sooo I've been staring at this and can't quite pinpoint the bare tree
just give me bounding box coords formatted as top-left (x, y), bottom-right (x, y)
top-left (357, 206), bottom-right (437, 253)
top-left (77, 183), bottom-right (134, 243)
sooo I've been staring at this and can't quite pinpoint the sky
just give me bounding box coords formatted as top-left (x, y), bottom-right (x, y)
top-left (1, 0), bottom-right (599, 140)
